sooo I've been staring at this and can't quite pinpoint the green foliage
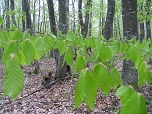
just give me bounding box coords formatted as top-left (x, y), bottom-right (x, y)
top-left (116, 85), bottom-right (147, 114)
top-left (0, 30), bottom-right (151, 113)
top-left (3, 53), bottom-right (24, 100)
top-left (0, 16), bottom-right (4, 26)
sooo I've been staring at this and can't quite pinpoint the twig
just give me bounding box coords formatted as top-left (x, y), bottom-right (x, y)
top-left (26, 76), bottom-right (72, 97)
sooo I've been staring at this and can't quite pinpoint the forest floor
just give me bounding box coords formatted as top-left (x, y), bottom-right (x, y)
top-left (0, 57), bottom-right (152, 114)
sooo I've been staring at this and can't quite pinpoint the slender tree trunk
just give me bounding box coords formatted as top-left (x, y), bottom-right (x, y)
top-left (10, 0), bottom-right (16, 26)
top-left (78, 0), bottom-right (84, 35)
top-left (32, 0), bottom-right (36, 32)
top-left (122, 0), bottom-right (138, 88)
top-left (22, 0), bottom-right (26, 31)
top-left (145, 0), bottom-right (151, 39)
top-left (83, 0), bottom-right (92, 38)
top-left (38, 0), bottom-right (40, 32)
top-left (78, 0), bottom-right (92, 38)
top-left (5, 0), bottom-right (10, 29)
top-left (46, 0), bottom-right (57, 35)
top-left (24, 0), bottom-right (32, 32)
top-left (54, 0), bottom-right (69, 79)
top-left (88, 4), bottom-right (92, 36)
top-left (72, 0), bottom-right (76, 32)
top-left (103, 0), bottom-right (115, 40)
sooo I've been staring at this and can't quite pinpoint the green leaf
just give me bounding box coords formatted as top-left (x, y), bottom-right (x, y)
top-left (125, 45), bottom-right (140, 62)
top-left (43, 35), bottom-right (54, 52)
top-left (74, 70), bottom-right (86, 109)
top-left (116, 85), bottom-right (135, 104)
top-left (120, 93), bottom-right (147, 114)
top-left (98, 66), bottom-right (112, 96)
top-left (84, 69), bottom-right (97, 110)
top-left (140, 39), bottom-right (150, 52)
top-left (2, 41), bottom-right (19, 65)
top-left (0, 16), bottom-right (3, 26)
top-left (21, 39), bottom-right (35, 64)
top-left (64, 47), bottom-right (73, 66)
top-left (138, 68), bottom-right (151, 86)
top-left (110, 42), bottom-right (121, 55)
top-left (11, 30), bottom-right (23, 40)
top-left (110, 68), bottom-right (122, 89)
top-left (75, 55), bottom-right (86, 74)
top-left (58, 40), bottom-right (67, 55)
top-left (99, 43), bottom-right (112, 61)
top-left (93, 64), bottom-right (102, 84)
top-left (34, 37), bottom-right (46, 56)
top-left (66, 31), bottom-right (76, 41)
top-left (3, 54), bottom-right (24, 100)
top-left (17, 51), bottom-right (27, 65)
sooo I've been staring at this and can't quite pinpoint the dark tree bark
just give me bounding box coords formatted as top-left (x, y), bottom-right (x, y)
top-left (32, 0), bottom-right (36, 32)
top-left (23, 0), bottom-right (32, 31)
top-left (72, 0), bottom-right (76, 32)
top-left (38, 0), bottom-right (40, 32)
top-left (138, 3), bottom-right (144, 41)
top-left (145, 0), bottom-right (151, 39)
top-left (22, 0), bottom-right (26, 31)
top-left (103, 0), bottom-right (115, 40)
top-left (54, 0), bottom-right (69, 79)
top-left (78, 0), bottom-right (84, 35)
top-left (140, 22), bottom-right (144, 41)
top-left (78, 0), bottom-right (92, 38)
top-left (99, 0), bottom-right (103, 36)
top-left (88, 4), bottom-right (92, 36)
top-left (5, 0), bottom-right (10, 29)
top-left (10, 0), bottom-right (16, 26)
top-left (122, 0), bottom-right (138, 88)
top-left (46, 0), bottom-right (57, 35)
top-left (83, 0), bottom-right (92, 38)
top-left (47, 0), bottom-right (70, 79)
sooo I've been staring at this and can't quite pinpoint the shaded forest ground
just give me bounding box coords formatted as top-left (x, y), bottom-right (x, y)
top-left (0, 58), bottom-right (152, 114)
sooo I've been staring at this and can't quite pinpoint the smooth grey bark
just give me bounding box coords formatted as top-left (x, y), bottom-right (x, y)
top-left (103, 0), bottom-right (115, 40)
top-left (10, 0), bottom-right (16, 26)
top-left (122, 0), bottom-right (138, 88)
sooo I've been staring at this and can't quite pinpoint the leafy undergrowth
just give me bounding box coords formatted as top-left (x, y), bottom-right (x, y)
top-left (0, 58), bottom-right (152, 114)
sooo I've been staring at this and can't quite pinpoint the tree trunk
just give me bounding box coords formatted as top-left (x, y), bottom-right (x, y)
top-left (72, 0), bottom-right (76, 32)
top-left (122, 0), bottom-right (138, 88)
top-left (145, 0), bottom-right (151, 39)
top-left (78, 0), bottom-right (84, 35)
top-left (103, 0), bottom-right (115, 40)
top-left (38, 0), bottom-right (40, 32)
top-left (23, 0), bottom-right (32, 32)
top-left (10, 0), bottom-right (16, 26)
top-left (5, 0), bottom-right (10, 29)
top-left (54, 0), bottom-right (69, 79)
top-left (83, 0), bottom-right (92, 38)
top-left (32, 0), bottom-right (36, 32)
top-left (22, 0), bottom-right (26, 31)
top-left (47, 0), bottom-right (70, 79)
